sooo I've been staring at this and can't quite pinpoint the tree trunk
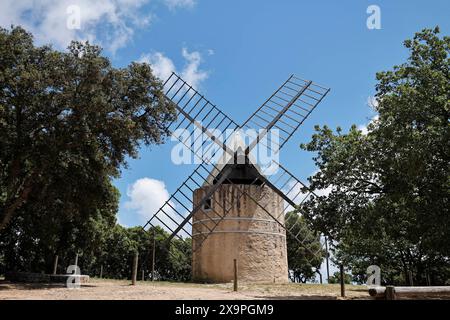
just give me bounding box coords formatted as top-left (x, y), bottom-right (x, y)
top-left (0, 169), bottom-right (39, 232)
top-left (0, 181), bottom-right (34, 231)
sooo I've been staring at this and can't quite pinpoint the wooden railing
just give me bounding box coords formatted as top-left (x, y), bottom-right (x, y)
top-left (369, 286), bottom-right (450, 300)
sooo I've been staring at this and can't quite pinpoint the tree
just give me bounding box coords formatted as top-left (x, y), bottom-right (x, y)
top-left (0, 26), bottom-right (191, 280)
top-left (0, 26), bottom-right (175, 231)
top-left (300, 27), bottom-right (449, 285)
top-left (0, 162), bottom-right (120, 273)
top-left (328, 271), bottom-right (352, 285)
top-left (285, 212), bottom-right (325, 283)
top-left (97, 225), bottom-right (191, 281)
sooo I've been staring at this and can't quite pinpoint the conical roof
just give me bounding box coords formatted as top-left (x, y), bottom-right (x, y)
top-left (203, 131), bottom-right (265, 186)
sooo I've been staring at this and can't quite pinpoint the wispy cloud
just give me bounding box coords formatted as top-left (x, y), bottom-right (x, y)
top-left (358, 115), bottom-right (379, 135)
top-left (163, 0), bottom-right (196, 10)
top-left (140, 52), bottom-right (177, 82)
top-left (282, 173), bottom-right (332, 213)
top-left (139, 47), bottom-right (209, 88)
top-left (180, 47), bottom-right (209, 89)
top-left (0, 0), bottom-right (195, 54)
top-left (367, 95), bottom-right (379, 109)
top-left (357, 96), bottom-right (380, 135)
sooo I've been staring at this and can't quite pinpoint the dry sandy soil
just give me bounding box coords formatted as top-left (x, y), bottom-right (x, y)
top-left (0, 278), bottom-right (371, 300)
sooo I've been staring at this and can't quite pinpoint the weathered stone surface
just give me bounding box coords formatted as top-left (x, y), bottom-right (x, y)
top-left (192, 184), bottom-right (288, 283)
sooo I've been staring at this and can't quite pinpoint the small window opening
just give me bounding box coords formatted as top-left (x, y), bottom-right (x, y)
top-left (202, 198), bottom-right (212, 211)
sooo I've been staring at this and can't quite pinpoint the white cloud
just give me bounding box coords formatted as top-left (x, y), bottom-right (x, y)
top-left (124, 177), bottom-right (172, 224)
top-left (282, 170), bottom-right (333, 213)
top-left (139, 52), bottom-right (176, 81)
top-left (139, 47), bottom-right (209, 88)
top-left (180, 47), bottom-right (209, 89)
top-left (367, 95), bottom-right (379, 108)
top-left (163, 0), bottom-right (196, 10)
top-left (0, 0), bottom-right (193, 54)
top-left (358, 96), bottom-right (380, 134)
top-left (358, 114), bottom-right (379, 135)
top-left (116, 215), bottom-right (128, 227)
top-left (123, 177), bottom-right (191, 234)
top-left (309, 169), bottom-right (333, 198)
top-left (357, 124), bottom-right (369, 135)
top-left (314, 185), bottom-right (333, 197)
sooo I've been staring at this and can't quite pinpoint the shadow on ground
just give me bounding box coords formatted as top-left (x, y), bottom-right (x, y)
top-left (0, 280), bottom-right (97, 290)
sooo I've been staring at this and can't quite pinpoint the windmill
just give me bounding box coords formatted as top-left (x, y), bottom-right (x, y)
top-left (143, 72), bottom-right (330, 283)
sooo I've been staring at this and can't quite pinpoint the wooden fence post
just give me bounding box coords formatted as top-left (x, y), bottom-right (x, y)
top-left (53, 255), bottom-right (59, 275)
top-left (340, 264), bottom-right (345, 298)
top-left (233, 259), bottom-right (238, 292)
top-left (99, 265), bottom-right (103, 279)
top-left (386, 286), bottom-right (396, 300)
top-left (325, 236), bottom-right (330, 282)
top-left (151, 229), bottom-right (156, 281)
top-left (408, 270), bottom-right (414, 286)
top-left (131, 252), bottom-right (138, 285)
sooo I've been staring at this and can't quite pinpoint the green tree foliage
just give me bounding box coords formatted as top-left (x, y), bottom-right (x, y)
top-left (0, 181), bottom-right (119, 274)
top-left (285, 212), bottom-right (325, 283)
top-left (0, 26), bottom-right (193, 281)
top-left (300, 27), bottom-right (449, 285)
top-left (98, 226), bottom-right (191, 282)
top-left (328, 271), bottom-right (352, 285)
top-left (0, 26), bottom-right (175, 231)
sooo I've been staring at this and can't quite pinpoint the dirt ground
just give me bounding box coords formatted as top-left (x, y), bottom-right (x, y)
top-left (0, 278), bottom-right (371, 300)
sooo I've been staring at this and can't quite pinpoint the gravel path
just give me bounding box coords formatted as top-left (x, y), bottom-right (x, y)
top-left (0, 279), bottom-right (370, 300)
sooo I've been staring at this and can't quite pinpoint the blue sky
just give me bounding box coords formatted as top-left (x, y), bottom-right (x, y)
top-left (1, 1), bottom-right (449, 278)
top-left (111, 0), bottom-right (450, 228)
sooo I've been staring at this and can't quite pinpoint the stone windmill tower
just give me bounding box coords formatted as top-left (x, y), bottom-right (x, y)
top-left (192, 133), bottom-right (288, 282)
top-left (143, 72), bottom-right (330, 283)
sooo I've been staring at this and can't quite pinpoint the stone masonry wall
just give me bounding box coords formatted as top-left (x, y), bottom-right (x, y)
top-left (192, 184), bottom-right (288, 283)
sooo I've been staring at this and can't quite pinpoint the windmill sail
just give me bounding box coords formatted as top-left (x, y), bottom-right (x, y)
top-left (241, 75), bottom-right (329, 154)
top-left (163, 72), bottom-right (239, 163)
top-left (143, 72), bottom-right (329, 263)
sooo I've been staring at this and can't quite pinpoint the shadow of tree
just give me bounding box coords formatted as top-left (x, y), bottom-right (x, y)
top-left (0, 280), bottom-right (97, 291)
